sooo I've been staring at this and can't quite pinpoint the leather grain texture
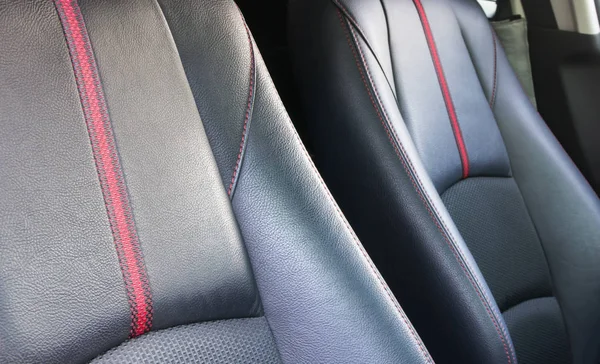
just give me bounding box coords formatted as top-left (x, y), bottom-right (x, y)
top-left (290, 0), bottom-right (516, 363)
top-left (157, 0), bottom-right (256, 191)
top-left (0, 0), bottom-right (434, 363)
top-left (158, 0), bottom-right (434, 362)
top-left (233, 60), bottom-right (433, 364)
top-left (456, 0), bottom-right (600, 362)
top-left (442, 177), bottom-right (552, 311)
top-left (54, 0), bottom-right (154, 338)
top-left (503, 297), bottom-right (571, 364)
top-left (78, 0), bottom-right (262, 331)
top-left (93, 317), bottom-right (281, 364)
top-left (0, 1), bottom-right (131, 362)
top-left (290, 0), bottom-right (600, 363)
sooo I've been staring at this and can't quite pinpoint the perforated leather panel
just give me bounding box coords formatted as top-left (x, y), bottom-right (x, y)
top-left (503, 297), bottom-right (571, 364)
top-left (93, 318), bottom-right (281, 364)
top-left (442, 176), bottom-right (552, 310)
top-left (442, 177), bottom-right (571, 362)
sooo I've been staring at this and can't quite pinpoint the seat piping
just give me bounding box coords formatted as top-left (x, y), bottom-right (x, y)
top-left (54, 0), bottom-right (154, 338)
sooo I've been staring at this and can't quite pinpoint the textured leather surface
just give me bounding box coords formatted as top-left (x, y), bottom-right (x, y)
top-left (442, 177), bottom-right (553, 311)
top-left (503, 297), bottom-right (571, 364)
top-left (325, 0), bottom-right (511, 192)
top-left (157, 0), bottom-right (434, 362)
top-left (455, 0), bottom-right (600, 362)
top-left (481, 15), bottom-right (600, 364)
top-left (156, 0), bottom-right (255, 191)
top-left (233, 59), bottom-right (432, 364)
top-left (0, 0), bottom-right (433, 363)
top-left (92, 318), bottom-right (281, 364)
top-left (0, 1), bottom-right (131, 362)
top-left (382, 0), bottom-right (511, 188)
top-left (78, 0), bottom-right (261, 331)
top-left (290, 0), bottom-right (600, 363)
top-left (290, 0), bottom-right (516, 363)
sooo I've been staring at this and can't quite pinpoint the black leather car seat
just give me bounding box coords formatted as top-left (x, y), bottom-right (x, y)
top-left (0, 0), bottom-right (435, 363)
top-left (289, 0), bottom-right (600, 363)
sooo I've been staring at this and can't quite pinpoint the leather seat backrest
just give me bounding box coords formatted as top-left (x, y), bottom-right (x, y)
top-left (289, 0), bottom-right (600, 362)
top-left (0, 0), bottom-right (434, 363)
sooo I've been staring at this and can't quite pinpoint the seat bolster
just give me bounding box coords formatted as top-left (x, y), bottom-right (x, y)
top-left (454, 2), bottom-right (600, 360)
top-left (157, 0), bottom-right (435, 362)
top-left (329, 0), bottom-right (397, 96)
top-left (231, 49), bottom-right (434, 364)
top-left (490, 34), bottom-right (600, 364)
top-left (289, 1), bottom-right (516, 363)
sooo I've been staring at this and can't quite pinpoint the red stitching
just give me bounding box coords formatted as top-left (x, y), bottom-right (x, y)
top-left (412, 0), bottom-right (469, 179)
top-left (228, 19), bottom-right (255, 197)
top-left (333, 11), bottom-right (434, 364)
top-left (337, 10), bottom-right (515, 364)
top-left (290, 120), bottom-right (435, 364)
top-left (331, 0), bottom-right (368, 39)
top-left (54, 0), bottom-right (153, 338)
top-left (489, 27), bottom-right (498, 108)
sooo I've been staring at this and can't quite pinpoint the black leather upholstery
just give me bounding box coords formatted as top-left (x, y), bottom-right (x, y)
top-left (289, 0), bottom-right (600, 363)
top-left (92, 318), bottom-right (281, 364)
top-left (0, 0), bottom-right (433, 363)
top-left (80, 0), bottom-right (261, 331)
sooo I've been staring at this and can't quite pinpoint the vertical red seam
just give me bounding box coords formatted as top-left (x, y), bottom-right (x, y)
top-left (228, 19), bottom-right (256, 197)
top-left (338, 10), bottom-right (514, 364)
top-left (54, 0), bottom-right (153, 338)
top-left (412, 0), bottom-right (469, 179)
top-left (489, 27), bottom-right (498, 109)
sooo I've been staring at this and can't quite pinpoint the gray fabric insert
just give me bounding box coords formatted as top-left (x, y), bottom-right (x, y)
top-left (441, 177), bottom-right (552, 311)
top-left (92, 317), bottom-right (281, 364)
top-left (503, 297), bottom-right (571, 364)
top-left (492, 17), bottom-right (537, 108)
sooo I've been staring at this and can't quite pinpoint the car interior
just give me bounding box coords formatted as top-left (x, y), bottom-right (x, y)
top-left (1, 0), bottom-right (599, 363)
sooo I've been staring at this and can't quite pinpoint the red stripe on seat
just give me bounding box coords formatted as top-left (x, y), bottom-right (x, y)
top-left (54, 0), bottom-right (153, 338)
top-left (413, 0), bottom-right (470, 178)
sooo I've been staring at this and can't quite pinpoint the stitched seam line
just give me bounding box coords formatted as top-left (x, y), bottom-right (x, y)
top-left (291, 114), bottom-right (435, 364)
top-left (338, 11), bottom-right (514, 364)
top-left (412, 0), bottom-right (469, 179)
top-left (489, 27), bottom-right (498, 109)
top-left (331, 0), bottom-right (399, 101)
top-left (228, 17), bottom-right (256, 197)
top-left (283, 16), bottom-right (433, 363)
top-left (254, 47), bottom-right (432, 360)
top-left (331, 0), bottom-right (369, 42)
top-left (344, 15), bottom-right (514, 364)
top-left (54, 0), bottom-right (153, 338)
